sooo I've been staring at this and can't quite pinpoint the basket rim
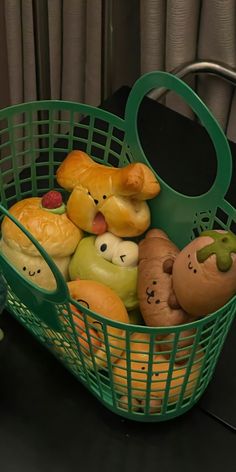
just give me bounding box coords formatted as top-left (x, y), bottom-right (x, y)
top-left (67, 293), bottom-right (236, 333)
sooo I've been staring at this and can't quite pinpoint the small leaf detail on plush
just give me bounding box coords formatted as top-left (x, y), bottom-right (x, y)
top-left (197, 230), bottom-right (236, 272)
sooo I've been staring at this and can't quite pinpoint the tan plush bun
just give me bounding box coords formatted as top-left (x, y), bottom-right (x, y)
top-left (56, 150), bottom-right (160, 199)
top-left (67, 187), bottom-right (151, 237)
top-left (1, 197), bottom-right (82, 257)
top-left (56, 151), bottom-right (160, 237)
top-left (137, 229), bottom-right (191, 327)
top-left (113, 332), bottom-right (204, 411)
top-left (137, 229), bottom-right (196, 363)
top-left (67, 279), bottom-right (129, 369)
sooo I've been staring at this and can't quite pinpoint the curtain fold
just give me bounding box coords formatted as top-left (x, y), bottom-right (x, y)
top-left (48, 0), bottom-right (62, 100)
top-left (3, 0), bottom-right (236, 140)
top-left (140, 0), bottom-right (236, 139)
top-left (197, 0), bottom-right (236, 131)
top-left (4, 0), bottom-right (24, 104)
top-left (140, 0), bottom-right (166, 72)
top-left (165, 0), bottom-right (200, 118)
top-left (4, 0), bottom-right (102, 106)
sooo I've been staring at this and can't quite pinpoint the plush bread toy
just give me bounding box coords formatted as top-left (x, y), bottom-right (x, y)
top-left (67, 279), bottom-right (130, 369)
top-left (69, 232), bottom-right (139, 310)
top-left (137, 229), bottom-right (196, 362)
top-left (0, 191), bottom-right (83, 291)
top-left (56, 150), bottom-right (160, 237)
top-left (172, 230), bottom-right (236, 316)
top-left (137, 228), bottom-right (192, 326)
top-left (113, 332), bottom-right (204, 413)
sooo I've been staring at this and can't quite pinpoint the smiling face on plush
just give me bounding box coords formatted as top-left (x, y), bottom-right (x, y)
top-left (0, 239), bottom-right (71, 291)
top-left (56, 150), bottom-right (160, 237)
top-left (67, 279), bottom-right (129, 369)
top-left (137, 229), bottom-right (191, 327)
top-left (1, 195), bottom-right (83, 291)
top-left (69, 232), bottom-right (139, 310)
top-left (113, 332), bottom-right (203, 412)
top-left (172, 230), bottom-right (236, 316)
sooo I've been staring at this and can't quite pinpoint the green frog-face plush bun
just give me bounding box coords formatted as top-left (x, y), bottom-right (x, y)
top-left (0, 192), bottom-right (83, 291)
top-left (172, 230), bottom-right (236, 316)
top-left (69, 232), bottom-right (138, 310)
top-left (56, 150), bottom-right (160, 237)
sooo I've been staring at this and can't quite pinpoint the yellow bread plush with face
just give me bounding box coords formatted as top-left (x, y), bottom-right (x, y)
top-left (113, 332), bottom-right (204, 413)
top-left (172, 230), bottom-right (236, 316)
top-left (67, 279), bottom-right (129, 369)
top-left (56, 150), bottom-right (160, 237)
top-left (0, 194), bottom-right (83, 291)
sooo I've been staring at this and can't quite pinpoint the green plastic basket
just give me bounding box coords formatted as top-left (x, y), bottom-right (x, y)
top-left (0, 71), bottom-right (235, 422)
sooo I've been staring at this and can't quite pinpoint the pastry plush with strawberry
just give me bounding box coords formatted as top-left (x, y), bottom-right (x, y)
top-left (0, 191), bottom-right (83, 291)
top-left (56, 150), bottom-right (160, 237)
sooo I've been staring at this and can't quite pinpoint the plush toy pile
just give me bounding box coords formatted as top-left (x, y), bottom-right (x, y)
top-left (1, 149), bottom-right (236, 413)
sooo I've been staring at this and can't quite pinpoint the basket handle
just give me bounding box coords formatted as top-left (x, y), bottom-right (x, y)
top-left (0, 205), bottom-right (69, 331)
top-left (124, 71), bottom-right (232, 200)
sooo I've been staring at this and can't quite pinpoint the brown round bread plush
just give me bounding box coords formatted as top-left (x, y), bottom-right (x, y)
top-left (172, 229), bottom-right (236, 316)
top-left (67, 279), bottom-right (130, 369)
top-left (56, 150), bottom-right (161, 237)
top-left (0, 196), bottom-right (83, 290)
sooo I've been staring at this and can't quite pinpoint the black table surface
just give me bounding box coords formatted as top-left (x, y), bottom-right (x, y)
top-left (0, 86), bottom-right (235, 472)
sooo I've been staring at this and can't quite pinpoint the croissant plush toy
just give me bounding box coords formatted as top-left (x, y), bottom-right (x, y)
top-left (56, 150), bottom-right (161, 237)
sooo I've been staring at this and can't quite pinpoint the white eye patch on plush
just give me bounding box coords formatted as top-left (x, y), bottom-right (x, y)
top-left (95, 232), bottom-right (138, 267)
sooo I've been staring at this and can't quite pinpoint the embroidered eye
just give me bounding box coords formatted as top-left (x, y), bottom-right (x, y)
top-left (93, 321), bottom-right (103, 329)
top-left (76, 299), bottom-right (90, 309)
top-left (23, 266), bottom-right (26, 271)
top-left (37, 269), bottom-right (41, 274)
top-left (102, 195), bottom-right (107, 199)
top-left (112, 240), bottom-right (138, 267)
top-left (95, 232), bottom-right (121, 261)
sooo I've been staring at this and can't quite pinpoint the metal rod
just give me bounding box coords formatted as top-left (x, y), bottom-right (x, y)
top-left (148, 61), bottom-right (236, 100)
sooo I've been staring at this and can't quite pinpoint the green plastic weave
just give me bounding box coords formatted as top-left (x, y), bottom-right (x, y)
top-left (0, 71), bottom-right (235, 422)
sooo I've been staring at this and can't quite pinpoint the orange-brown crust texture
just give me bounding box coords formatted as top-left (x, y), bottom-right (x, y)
top-left (1, 197), bottom-right (82, 257)
top-left (113, 332), bottom-right (204, 411)
top-left (56, 151), bottom-right (161, 237)
top-left (67, 279), bottom-right (130, 369)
